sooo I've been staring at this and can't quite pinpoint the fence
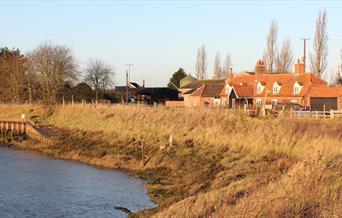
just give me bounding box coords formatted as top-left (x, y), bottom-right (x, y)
top-left (290, 110), bottom-right (342, 119)
top-left (0, 120), bottom-right (52, 144)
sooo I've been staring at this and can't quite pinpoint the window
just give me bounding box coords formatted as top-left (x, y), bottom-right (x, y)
top-left (271, 99), bottom-right (278, 106)
top-left (293, 82), bottom-right (302, 94)
top-left (291, 99), bottom-right (298, 104)
top-left (272, 82), bottom-right (281, 94)
top-left (222, 99), bottom-right (227, 106)
top-left (214, 97), bottom-right (221, 106)
top-left (256, 98), bottom-right (262, 106)
top-left (257, 83), bottom-right (264, 94)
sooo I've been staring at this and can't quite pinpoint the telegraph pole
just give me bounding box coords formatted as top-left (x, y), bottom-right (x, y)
top-left (126, 64), bottom-right (133, 82)
top-left (301, 38), bottom-right (310, 73)
top-left (126, 64), bottom-right (133, 103)
top-left (125, 70), bottom-right (129, 103)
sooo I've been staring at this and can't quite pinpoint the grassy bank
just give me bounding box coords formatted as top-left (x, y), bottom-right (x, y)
top-left (0, 104), bottom-right (342, 217)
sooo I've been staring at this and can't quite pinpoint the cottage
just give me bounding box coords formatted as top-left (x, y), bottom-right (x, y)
top-left (179, 78), bottom-right (225, 107)
top-left (186, 83), bottom-right (225, 107)
top-left (177, 59), bottom-right (342, 110)
top-left (221, 59), bottom-right (342, 110)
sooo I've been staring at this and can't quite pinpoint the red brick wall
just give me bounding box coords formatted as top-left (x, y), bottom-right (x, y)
top-left (200, 97), bottom-right (215, 107)
top-left (253, 96), bottom-right (304, 106)
top-left (184, 95), bottom-right (201, 107)
top-left (165, 101), bottom-right (185, 107)
top-left (165, 101), bottom-right (184, 107)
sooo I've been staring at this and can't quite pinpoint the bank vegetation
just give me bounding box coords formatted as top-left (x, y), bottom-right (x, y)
top-left (0, 104), bottom-right (341, 217)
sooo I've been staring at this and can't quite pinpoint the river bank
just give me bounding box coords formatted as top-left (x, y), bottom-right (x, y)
top-left (1, 104), bottom-right (342, 217)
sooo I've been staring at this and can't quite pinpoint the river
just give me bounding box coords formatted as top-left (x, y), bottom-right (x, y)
top-left (0, 147), bottom-right (155, 218)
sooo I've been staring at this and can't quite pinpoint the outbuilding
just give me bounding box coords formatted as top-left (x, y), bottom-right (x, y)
top-left (307, 86), bottom-right (342, 110)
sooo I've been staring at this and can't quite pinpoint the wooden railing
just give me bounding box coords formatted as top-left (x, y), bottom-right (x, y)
top-left (290, 110), bottom-right (342, 119)
top-left (0, 120), bottom-right (52, 144)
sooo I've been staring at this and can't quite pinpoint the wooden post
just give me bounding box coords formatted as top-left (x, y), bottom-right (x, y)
top-left (71, 95), bottom-right (74, 106)
top-left (316, 111), bottom-right (318, 119)
top-left (169, 134), bottom-right (173, 147)
top-left (323, 105), bottom-right (326, 119)
top-left (141, 141), bottom-right (145, 168)
top-left (330, 109), bottom-right (334, 119)
top-left (62, 96), bottom-right (65, 107)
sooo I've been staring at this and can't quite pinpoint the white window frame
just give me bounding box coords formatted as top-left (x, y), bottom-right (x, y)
top-left (257, 82), bottom-right (264, 94)
top-left (256, 98), bottom-right (262, 106)
top-left (222, 99), bottom-right (227, 106)
top-left (293, 82), bottom-right (302, 94)
top-left (272, 82), bottom-right (281, 94)
top-left (271, 99), bottom-right (278, 106)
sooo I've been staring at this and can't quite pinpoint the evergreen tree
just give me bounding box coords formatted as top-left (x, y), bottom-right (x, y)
top-left (167, 68), bottom-right (187, 90)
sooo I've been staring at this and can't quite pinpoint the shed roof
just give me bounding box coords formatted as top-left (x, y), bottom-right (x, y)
top-left (191, 83), bottom-right (225, 97)
top-left (307, 85), bottom-right (342, 98)
top-left (181, 79), bottom-right (225, 89)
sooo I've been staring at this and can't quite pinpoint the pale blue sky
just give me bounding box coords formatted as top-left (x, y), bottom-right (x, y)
top-left (1, 1), bottom-right (342, 86)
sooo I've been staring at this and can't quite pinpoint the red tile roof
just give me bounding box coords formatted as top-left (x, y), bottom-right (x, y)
top-left (191, 83), bottom-right (225, 97)
top-left (233, 85), bottom-right (254, 97)
top-left (223, 72), bottom-right (328, 98)
top-left (181, 79), bottom-right (225, 89)
top-left (228, 73), bottom-right (256, 86)
top-left (307, 85), bottom-right (342, 98)
top-left (254, 73), bottom-right (326, 97)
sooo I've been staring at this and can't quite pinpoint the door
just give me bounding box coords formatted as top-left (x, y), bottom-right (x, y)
top-left (310, 97), bottom-right (337, 110)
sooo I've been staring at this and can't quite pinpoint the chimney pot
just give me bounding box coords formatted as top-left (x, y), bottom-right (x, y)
top-left (255, 59), bottom-right (265, 81)
top-left (295, 59), bottom-right (304, 74)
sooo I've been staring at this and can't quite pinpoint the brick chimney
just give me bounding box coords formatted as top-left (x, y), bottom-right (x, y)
top-left (295, 59), bottom-right (305, 74)
top-left (142, 79), bottom-right (145, 88)
top-left (255, 59), bottom-right (265, 81)
top-left (228, 67), bottom-right (234, 80)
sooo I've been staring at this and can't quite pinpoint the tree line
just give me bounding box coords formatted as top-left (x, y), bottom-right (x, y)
top-left (263, 9), bottom-right (341, 85)
top-left (0, 42), bottom-right (116, 104)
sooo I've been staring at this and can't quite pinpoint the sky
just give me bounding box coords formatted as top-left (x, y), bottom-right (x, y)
top-left (1, 1), bottom-right (342, 87)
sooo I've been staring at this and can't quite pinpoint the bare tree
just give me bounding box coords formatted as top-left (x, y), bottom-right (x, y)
top-left (310, 10), bottom-right (328, 78)
top-left (334, 49), bottom-right (342, 85)
top-left (334, 68), bottom-right (342, 85)
top-left (275, 38), bottom-right (294, 73)
top-left (24, 68), bottom-right (37, 104)
top-left (213, 52), bottom-right (222, 78)
top-left (84, 59), bottom-right (115, 102)
top-left (200, 45), bottom-right (207, 79)
top-left (195, 45), bottom-right (207, 79)
top-left (265, 19), bottom-right (278, 73)
top-left (222, 54), bottom-right (232, 78)
top-left (195, 47), bottom-right (201, 79)
top-left (29, 42), bottom-right (79, 104)
top-left (0, 48), bottom-right (27, 103)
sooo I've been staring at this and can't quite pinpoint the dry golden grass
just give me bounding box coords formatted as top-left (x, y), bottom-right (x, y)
top-left (0, 104), bottom-right (342, 217)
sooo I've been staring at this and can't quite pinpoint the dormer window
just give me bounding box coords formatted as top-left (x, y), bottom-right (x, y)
top-left (293, 82), bottom-right (302, 94)
top-left (257, 82), bottom-right (264, 94)
top-left (272, 82), bottom-right (281, 94)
